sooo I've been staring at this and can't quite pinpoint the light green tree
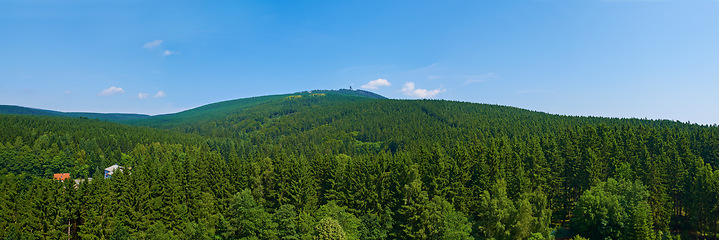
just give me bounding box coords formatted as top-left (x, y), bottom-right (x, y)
top-left (316, 202), bottom-right (362, 240)
top-left (571, 178), bottom-right (653, 240)
top-left (314, 217), bottom-right (347, 240)
top-left (220, 189), bottom-right (277, 239)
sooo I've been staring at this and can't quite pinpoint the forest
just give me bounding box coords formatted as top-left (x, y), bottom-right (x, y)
top-left (1, 90), bottom-right (718, 240)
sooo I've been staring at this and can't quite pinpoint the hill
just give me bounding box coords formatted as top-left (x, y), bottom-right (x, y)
top-left (313, 88), bottom-right (388, 99)
top-left (1, 89), bottom-right (718, 239)
top-left (0, 89), bottom-right (384, 124)
top-left (0, 105), bottom-right (150, 121)
top-left (125, 89), bottom-right (387, 128)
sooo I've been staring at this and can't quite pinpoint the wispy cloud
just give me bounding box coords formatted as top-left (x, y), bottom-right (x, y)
top-left (143, 40), bottom-right (163, 49)
top-left (401, 82), bottom-right (445, 98)
top-left (463, 73), bottom-right (497, 85)
top-left (361, 79), bottom-right (391, 90)
top-left (517, 89), bottom-right (551, 94)
top-left (138, 91), bottom-right (166, 99)
top-left (99, 86), bottom-right (125, 96)
top-left (153, 91), bottom-right (166, 98)
top-left (601, 0), bottom-right (672, 2)
top-left (163, 50), bottom-right (178, 56)
top-left (143, 40), bottom-right (178, 57)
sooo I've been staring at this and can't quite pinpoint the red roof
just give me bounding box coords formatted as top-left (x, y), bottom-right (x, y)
top-left (53, 173), bottom-right (70, 181)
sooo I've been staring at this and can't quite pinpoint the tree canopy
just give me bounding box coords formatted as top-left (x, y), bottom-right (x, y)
top-left (1, 91), bottom-right (717, 239)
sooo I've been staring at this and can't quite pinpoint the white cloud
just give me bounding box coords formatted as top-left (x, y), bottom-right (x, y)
top-left (163, 50), bottom-right (178, 56)
top-left (99, 86), bottom-right (125, 96)
top-left (361, 78), bottom-right (391, 90)
top-left (153, 91), bottom-right (166, 98)
top-left (63, 91), bottom-right (71, 94)
top-left (138, 92), bottom-right (149, 99)
top-left (401, 82), bottom-right (445, 98)
top-left (143, 40), bottom-right (163, 49)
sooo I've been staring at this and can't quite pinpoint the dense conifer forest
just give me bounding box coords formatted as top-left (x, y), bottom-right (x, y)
top-left (1, 90), bottom-right (718, 239)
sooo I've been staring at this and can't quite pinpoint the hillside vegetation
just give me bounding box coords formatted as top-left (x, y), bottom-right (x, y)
top-left (127, 89), bottom-right (386, 129)
top-left (0, 105), bottom-right (151, 121)
top-left (1, 90), bottom-right (718, 239)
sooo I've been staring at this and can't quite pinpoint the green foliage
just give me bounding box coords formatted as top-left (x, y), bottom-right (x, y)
top-left (571, 178), bottom-right (653, 240)
top-left (275, 204), bottom-right (300, 240)
top-left (147, 222), bottom-right (178, 240)
top-left (425, 196), bottom-right (474, 240)
top-left (297, 210), bottom-right (317, 240)
top-left (397, 165), bottom-right (473, 239)
top-left (0, 104), bottom-right (150, 122)
top-left (221, 189), bottom-right (277, 240)
top-left (2, 91), bottom-right (719, 239)
top-left (314, 217), bottom-right (347, 240)
top-left (476, 179), bottom-right (515, 240)
top-left (357, 209), bottom-right (393, 240)
top-left (316, 202), bottom-right (362, 240)
top-left (476, 179), bottom-right (553, 240)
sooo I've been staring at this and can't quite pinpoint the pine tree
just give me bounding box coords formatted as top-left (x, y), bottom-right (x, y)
top-left (398, 164), bottom-right (430, 239)
top-left (275, 204), bottom-right (300, 240)
top-left (476, 179), bottom-right (513, 240)
top-left (221, 189), bottom-right (277, 239)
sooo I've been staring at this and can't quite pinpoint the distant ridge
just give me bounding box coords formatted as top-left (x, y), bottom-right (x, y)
top-left (0, 105), bottom-right (150, 121)
top-left (127, 89), bottom-right (387, 127)
top-left (0, 89), bottom-right (387, 123)
top-left (310, 89), bottom-right (387, 99)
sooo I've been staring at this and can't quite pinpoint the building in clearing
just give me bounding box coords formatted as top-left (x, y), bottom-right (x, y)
top-left (53, 173), bottom-right (70, 181)
top-left (104, 164), bottom-right (124, 178)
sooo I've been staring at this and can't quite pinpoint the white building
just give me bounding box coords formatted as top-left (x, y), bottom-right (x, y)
top-left (104, 164), bottom-right (122, 178)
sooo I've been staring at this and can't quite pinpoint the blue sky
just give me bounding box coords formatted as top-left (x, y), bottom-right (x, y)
top-left (1, 1), bottom-right (718, 125)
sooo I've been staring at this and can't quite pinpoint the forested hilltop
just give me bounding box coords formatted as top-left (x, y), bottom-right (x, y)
top-left (0, 105), bottom-right (151, 122)
top-left (1, 90), bottom-right (718, 240)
